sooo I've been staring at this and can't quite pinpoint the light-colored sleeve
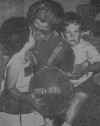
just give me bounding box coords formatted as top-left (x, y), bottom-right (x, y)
top-left (87, 44), bottom-right (100, 64)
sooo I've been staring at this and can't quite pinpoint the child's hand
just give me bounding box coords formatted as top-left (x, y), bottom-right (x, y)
top-left (72, 62), bottom-right (89, 75)
top-left (66, 63), bottom-right (89, 80)
top-left (66, 72), bottom-right (82, 80)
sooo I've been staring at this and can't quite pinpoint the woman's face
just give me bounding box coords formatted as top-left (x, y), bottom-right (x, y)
top-left (32, 19), bottom-right (52, 41)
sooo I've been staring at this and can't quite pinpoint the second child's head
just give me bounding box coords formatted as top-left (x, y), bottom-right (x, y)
top-left (63, 12), bottom-right (83, 47)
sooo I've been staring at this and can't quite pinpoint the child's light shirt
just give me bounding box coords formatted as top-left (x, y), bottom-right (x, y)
top-left (70, 39), bottom-right (100, 86)
top-left (72, 39), bottom-right (100, 65)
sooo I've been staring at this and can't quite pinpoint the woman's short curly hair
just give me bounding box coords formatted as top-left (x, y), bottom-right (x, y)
top-left (27, 0), bottom-right (64, 30)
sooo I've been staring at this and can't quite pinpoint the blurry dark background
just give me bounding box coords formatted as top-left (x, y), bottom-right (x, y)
top-left (0, 0), bottom-right (91, 24)
top-left (0, 0), bottom-right (100, 36)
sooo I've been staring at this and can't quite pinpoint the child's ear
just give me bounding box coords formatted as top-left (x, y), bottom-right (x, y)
top-left (81, 31), bottom-right (91, 41)
top-left (81, 31), bottom-right (90, 37)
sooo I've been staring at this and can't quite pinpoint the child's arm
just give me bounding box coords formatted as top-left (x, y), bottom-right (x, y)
top-left (5, 59), bottom-right (35, 106)
top-left (71, 44), bottom-right (100, 75)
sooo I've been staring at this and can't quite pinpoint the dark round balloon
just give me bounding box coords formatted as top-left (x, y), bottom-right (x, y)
top-left (30, 67), bottom-right (73, 118)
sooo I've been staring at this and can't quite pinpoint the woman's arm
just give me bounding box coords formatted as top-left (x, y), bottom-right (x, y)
top-left (21, 30), bottom-right (35, 55)
top-left (63, 92), bottom-right (88, 126)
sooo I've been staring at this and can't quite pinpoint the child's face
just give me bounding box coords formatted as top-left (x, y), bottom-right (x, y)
top-left (64, 23), bottom-right (81, 46)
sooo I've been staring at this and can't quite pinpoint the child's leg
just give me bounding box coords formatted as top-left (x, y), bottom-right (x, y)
top-left (64, 92), bottom-right (88, 125)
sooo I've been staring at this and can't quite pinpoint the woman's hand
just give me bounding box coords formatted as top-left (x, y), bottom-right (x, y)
top-left (23, 30), bottom-right (35, 52)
